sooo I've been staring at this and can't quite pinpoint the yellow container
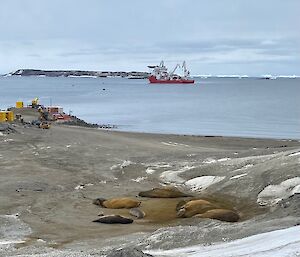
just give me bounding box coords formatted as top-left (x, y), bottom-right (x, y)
top-left (16, 101), bottom-right (24, 108)
top-left (6, 111), bottom-right (14, 122)
top-left (0, 111), bottom-right (7, 122)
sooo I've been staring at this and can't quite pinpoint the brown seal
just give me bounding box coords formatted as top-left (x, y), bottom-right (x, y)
top-left (176, 199), bottom-right (217, 218)
top-left (194, 208), bottom-right (240, 222)
top-left (93, 215), bottom-right (133, 224)
top-left (129, 208), bottom-right (146, 219)
top-left (138, 186), bottom-right (191, 198)
top-left (176, 199), bottom-right (190, 211)
top-left (93, 197), bottom-right (141, 209)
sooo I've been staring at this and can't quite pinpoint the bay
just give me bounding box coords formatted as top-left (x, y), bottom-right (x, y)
top-left (1, 76), bottom-right (299, 139)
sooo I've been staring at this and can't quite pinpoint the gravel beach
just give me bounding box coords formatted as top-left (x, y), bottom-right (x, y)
top-left (1, 118), bottom-right (300, 256)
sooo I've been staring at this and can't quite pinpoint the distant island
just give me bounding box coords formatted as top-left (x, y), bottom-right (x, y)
top-left (2, 69), bottom-right (299, 80)
top-left (4, 69), bottom-right (150, 79)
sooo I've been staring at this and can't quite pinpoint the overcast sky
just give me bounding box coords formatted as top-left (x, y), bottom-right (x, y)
top-left (0, 0), bottom-right (299, 75)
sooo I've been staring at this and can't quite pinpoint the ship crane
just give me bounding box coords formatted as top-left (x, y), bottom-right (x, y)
top-left (169, 64), bottom-right (181, 77)
top-left (182, 61), bottom-right (190, 78)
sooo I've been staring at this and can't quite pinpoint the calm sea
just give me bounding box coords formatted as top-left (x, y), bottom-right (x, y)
top-left (1, 76), bottom-right (299, 139)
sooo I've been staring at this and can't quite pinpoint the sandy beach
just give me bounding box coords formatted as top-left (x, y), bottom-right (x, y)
top-left (1, 113), bottom-right (300, 256)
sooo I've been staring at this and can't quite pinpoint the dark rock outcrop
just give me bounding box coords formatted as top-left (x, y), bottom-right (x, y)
top-left (8, 69), bottom-right (150, 79)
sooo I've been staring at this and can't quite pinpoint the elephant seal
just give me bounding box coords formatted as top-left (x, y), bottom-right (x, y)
top-left (176, 199), bottom-right (217, 218)
top-left (93, 215), bottom-right (133, 224)
top-left (93, 197), bottom-right (141, 209)
top-left (129, 208), bottom-right (146, 219)
top-left (176, 199), bottom-right (190, 211)
top-left (194, 208), bottom-right (240, 222)
top-left (139, 186), bottom-right (191, 198)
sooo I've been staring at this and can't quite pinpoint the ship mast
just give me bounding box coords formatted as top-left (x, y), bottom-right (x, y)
top-left (182, 61), bottom-right (190, 78)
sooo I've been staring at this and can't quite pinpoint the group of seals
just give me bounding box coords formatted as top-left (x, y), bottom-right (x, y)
top-left (176, 199), bottom-right (240, 222)
top-left (92, 197), bottom-right (142, 224)
top-left (92, 186), bottom-right (240, 224)
top-left (92, 186), bottom-right (187, 224)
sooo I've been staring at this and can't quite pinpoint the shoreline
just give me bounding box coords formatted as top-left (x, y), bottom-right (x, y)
top-left (111, 127), bottom-right (300, 142)
top-left (1, 121), bottom-right (300, 256)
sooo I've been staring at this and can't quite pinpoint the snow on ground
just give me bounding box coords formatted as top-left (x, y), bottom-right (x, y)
top-left (110, 160), bottom-right (135, 170)
top-left (147, 225), bottom-right (300, 257)
top-left (230, 173), bottom-right (248, 180)
top-left (288, 151), bottom-right (300, 157)
top-left (217, 157), bottom-right (231, 162)
top-left (161, 142), bottom-right (190, 147)
top-left (257, 177), bottom-right (300, 206)
top-left (144, 162), bottom-right (172, 169)
top-left (160, 166), bottom-right (195, 184)
top-left (185, 176), bottom-right (225, 191)
top-left (145, 168), bottom-right (156, 174)
top-left (202, 158), bottom-right (217, 164)
top-left (233, 164), bottom-right (254, 171)
top-left (144, 162), bottom-right (173, 175)
top-left (131, 177), bottom-right (147, 183)
top-left (0, 214), bottom-right (31, 248)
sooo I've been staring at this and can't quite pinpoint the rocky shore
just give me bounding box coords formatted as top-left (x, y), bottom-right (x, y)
top-left (5, 69), bottom-right (150, 79)
top-left (0, 121), bottom-right (299, 256)
top-left (59, 115), bottom-right (117, 129)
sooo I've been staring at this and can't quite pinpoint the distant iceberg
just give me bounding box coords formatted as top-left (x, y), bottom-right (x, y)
top-left (216, 75), bottom-right (243, 78)
top-left (261, 74), bottom-right (276, 79)
top-left (276, 75), bottom-right (299, 79)
top-left (192, 74), bottom-right (249, 79)
top-left (192, 74), bottom-right (299, 79)
top-left (260, 74), bottom-right (300, 79)
top-left (192, 74), bottom-right (212, 78)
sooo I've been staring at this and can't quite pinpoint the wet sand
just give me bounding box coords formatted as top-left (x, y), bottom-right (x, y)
top-left (1, 117), bottom-right (300, 256)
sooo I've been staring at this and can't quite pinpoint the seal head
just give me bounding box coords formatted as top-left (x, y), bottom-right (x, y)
top-left (93, 198), bottom-right (106, 206)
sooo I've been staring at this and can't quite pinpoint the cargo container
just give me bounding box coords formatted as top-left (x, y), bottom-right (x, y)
top-left (0, 111), bottom-right (7, 122)
top-left (16, 101), bottom-right (24, 108)
top-left (6, 111), bottom-right (14, 122)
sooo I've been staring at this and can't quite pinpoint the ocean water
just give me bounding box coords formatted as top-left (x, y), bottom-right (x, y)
top-left (1, 76), bottom-right (299, 139)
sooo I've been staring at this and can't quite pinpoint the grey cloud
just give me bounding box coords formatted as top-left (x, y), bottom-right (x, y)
top-left (157, 38), bottom-right (299, 54)
top-left (0, 0), bottom-right (299, 75)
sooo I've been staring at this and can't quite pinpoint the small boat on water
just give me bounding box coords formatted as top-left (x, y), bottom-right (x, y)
top-left (148, 61), bottom-right (194, 84)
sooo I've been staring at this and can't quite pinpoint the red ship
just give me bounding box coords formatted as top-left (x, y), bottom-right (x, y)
top-left (148, 61), bottom-right (195, 84)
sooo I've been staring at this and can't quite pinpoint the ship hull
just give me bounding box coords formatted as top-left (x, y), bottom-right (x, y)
top-left (148, 75), bottom-right (194, 84)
